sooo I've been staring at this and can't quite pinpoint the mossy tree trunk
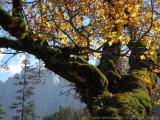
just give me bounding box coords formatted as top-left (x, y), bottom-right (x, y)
top-left (0, 1), bottom-right (158, 119)
top-left (92, 41), bottom-right (156, 119)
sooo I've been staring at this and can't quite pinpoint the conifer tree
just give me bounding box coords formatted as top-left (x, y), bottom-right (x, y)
top-left (10, 59), bottom-right (37, 120)
top-left (0, 105), bottom-right (5, 120)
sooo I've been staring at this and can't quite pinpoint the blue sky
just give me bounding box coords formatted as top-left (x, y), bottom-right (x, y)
top-left (0, 52), bottom-right (26, 82)
top-left (0, 73), bottom-right (12, 82)
top-left (0, 25), bottom-right (31, 82)
top-left (0, 50), bottom-right (39, 82)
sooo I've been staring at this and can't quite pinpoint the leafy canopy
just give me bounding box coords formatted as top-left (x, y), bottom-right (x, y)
top-left (1, 0), bottom-right (159, 73)
top-left (19, 0), bottom-right (159, 74)
top-left (25, 0), bottom-right (159, 53)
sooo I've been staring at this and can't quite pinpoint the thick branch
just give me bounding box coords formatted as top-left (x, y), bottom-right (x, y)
top-left (0, 37), bottom-right (22, 49)
top-left (0, 9), bottom-right (108, 100)
top-left (98, 43), bottom-right (121, 93)
top-left (12, 0), bottom-right (23, 17)
top-left (94, 43), bottom-right (154, 118)
top-left (0, 7), bottom-right (28, 39)
top-left (0, 37), bottom-right (108, 108)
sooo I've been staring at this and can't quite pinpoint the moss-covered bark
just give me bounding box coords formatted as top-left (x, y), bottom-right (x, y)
top-left (0, 8), bottom-right (28, 39)
top-left (98, 43), bottom-right (122, 93)
top-left (91, 69), bottom-right (153, 119)
top-left (89, 40), bottom-right (157, 119)
top-left (12, 0), bottom-right (23, 17)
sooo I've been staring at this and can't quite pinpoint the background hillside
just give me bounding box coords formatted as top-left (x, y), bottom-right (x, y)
top-left (0, 69), bottom-right (84, 120)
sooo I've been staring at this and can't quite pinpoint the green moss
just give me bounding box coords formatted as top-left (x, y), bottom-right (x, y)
top-left (116, 93), bottom-right (146, 116)
top-left (77, 64), bottom-right (108, 102)
top-left (117, 95), bottom-right (145, 117)
top-left (74, 57), bottom-right (88, 63)
top-left (90, 62), bottom-right (153, 118)
top-left (105, 59), bottom-right (117, 71)
top-left (80, 64), bottom-right (108, 91)
top-left (118, 69), bottom-right (155, 93)
top-left (62, 60), bottom-right (109, 107)
top-left (93, 92), bottom-right (111, 107)
top-left (100, 59), bottom-right (121, 92)
top-left (0, 7), bottom-right (29, 39)
top-left (92, 90), bottom-right (151, 118)
top-left (133, 89), bottom-right (151, 109)
top-left (106, 71), bottom-right (121, 82)
top-left (107, 107), bottom-right (119, 116)
top-left (95, 107), bottom-right (120, 118)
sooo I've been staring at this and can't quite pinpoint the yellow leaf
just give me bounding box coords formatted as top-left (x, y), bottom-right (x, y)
top-left (94, 52), bottom-right (100, 58)
top-left (131, 13), bottom-right (136, 17)
top-left (142, 75), bottom-right (152, 84)
top-left (46, 22), bottom-right (51, 28)
top-left (74, 35), bottom-right (78, 39)
top-left (42, 8), bottom-right (47, 12)
top-left (150, 51), bottom-right (154, 55)
top-left (135, 4), bottom-right (140, 10)
top-left (47, 2), bottom-right (52, 7)
top-left (146, 13), bottom-right (151, 19)
top-left (108, 41), bottom-right (113, 46)
top-left (140, 55), bottom-right (146, 60)
top-left (154, 69), bottom-right (160, 73)
top-left (118, 35), bottom-right (123, 40)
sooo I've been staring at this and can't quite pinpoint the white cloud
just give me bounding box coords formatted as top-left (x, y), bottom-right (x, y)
top-left (0, 53), bottom-right (39, 77)
top-left (0, 54), bottom-right (26, 75)
top-left (0, 48), bottom-right (5, 59)
top-left (8, 55), bottom-right (26, 74)
top-left (9, 64), bottom-right (23, 74)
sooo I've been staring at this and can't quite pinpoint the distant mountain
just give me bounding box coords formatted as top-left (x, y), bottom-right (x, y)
top-left (0, 81), bottom-right (3, 90)
top-left (0, 69), bottom-right (84, 120)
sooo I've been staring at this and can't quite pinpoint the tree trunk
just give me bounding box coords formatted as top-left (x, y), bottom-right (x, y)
top-left (85, 42), bottom-right (155, 119)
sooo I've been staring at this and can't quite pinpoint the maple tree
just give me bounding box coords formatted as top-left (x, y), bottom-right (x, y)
top-left (0, 0), bottom-right (159, 119)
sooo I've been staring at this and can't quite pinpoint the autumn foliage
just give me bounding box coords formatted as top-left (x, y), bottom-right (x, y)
top-left (24, 0), bottom-right (160, 72)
